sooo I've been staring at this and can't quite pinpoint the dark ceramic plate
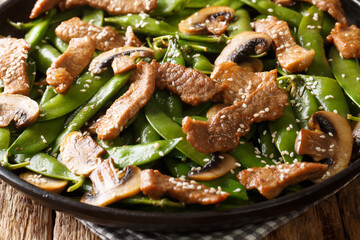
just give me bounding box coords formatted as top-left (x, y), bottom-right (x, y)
top-left (0, 0), bottom-right (359, 232)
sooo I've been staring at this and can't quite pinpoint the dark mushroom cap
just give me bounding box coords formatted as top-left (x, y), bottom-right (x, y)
top-left (178, 6), bottom-right (235, 35)
top-left (187, 153), bottom-right (237, 181)
top-left (0, 93), bottom-right (39, 128)
top-left (294, 111), bottom-right (353, 182)
top-left (89, 47), bottom-right (154, 74)
top-left (215, 31), bottom-right (272, 66)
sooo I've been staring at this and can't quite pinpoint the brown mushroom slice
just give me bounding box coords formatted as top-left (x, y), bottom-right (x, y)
top-left (89, 47), bottom-right (154, 74)
top-left (214, 32), bottom-right (272, 66)
top-left (19, 171), bottom-right (68, 193)
top-left (178, 6), bottom-right (235, 35)
top-left (60, 131), bottom-right (106, 177)
top-left (352, 119), bottom-right (360, 161)
top-left (0, 93), bottom-right (39, 128)
top-left (237, 162), bottom-right (328, 199)
top-left (188, 154), bottom-right (237, 181)
top-left (140, 169), bottom-right (229, 205)
top-left (81, 160), bottom-right (141, 207)
top-left (327, 23), bottom-right (360, 59)
top-left (294, 111), bottom-right (353, 182)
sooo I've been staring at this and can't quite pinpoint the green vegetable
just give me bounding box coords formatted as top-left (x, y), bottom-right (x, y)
top-left (150, 0), bottom-right (187, 16)
top-left (82, 8), bottom-right (104, 26)
top-left (228, 9), bottom-right (252, 37)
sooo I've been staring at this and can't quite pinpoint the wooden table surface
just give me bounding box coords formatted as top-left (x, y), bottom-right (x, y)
top-left (0, 175), bottom-right (358, 240)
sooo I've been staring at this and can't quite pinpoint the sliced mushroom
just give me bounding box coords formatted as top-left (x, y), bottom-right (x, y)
top-left (60, 131), bottom-right (106, 177)
top-left (19, 171), bottom-right (68, 193)
top-left (81, 159), bottom-right (141, 207)
top-left (294, 111), bottom-right (353, 182)
top-left (178, 6), bottom-right (235, 35)
top-left (0, 93), bottom-right (39, 128)
top-left (214, 32), bottom-right (272, 66)
top-left (89, 47), bottom-right (154, 74)
top-left (238, 58), bottom-right (264, 72)
top-left (351, 119), bottom-right (360, 161)
top-left (188, 154), bottom-right (237, 181)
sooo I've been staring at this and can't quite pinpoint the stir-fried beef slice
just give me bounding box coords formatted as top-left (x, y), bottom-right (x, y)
top-left (0, 38), bottom-right (30, 96)
top-left (152, 61), bottom-right (223, 106)
top-left (62, 0), bottom-right (157, 15)
top-left (46, 36), bottom-right (95, 94)
top-left (30, 0), bottom-right (63, 19)
top-left (211, 61), bottom-right (277, 104)
top-left (327, 23), bottom-right (360, 59)
top-left (60, 131), bottom-right (106, 176)
top-left (254, 16), bottom-right (315, 74)
top-left (182, 81), bottom-right (288, 153)
top-left (140, 169), bottom-right (229, 205)
top-left (272, 0), bottom-right (294, 6)
top-left (81, 159), bottom-right (141, 206)
top-left (111, 55), bottom-right (137, 75)
top-left (125, 26), bottom-right (143, 47)
top-left (300, 0), bottom-right (347, 25)
top-left (94, 61), bottom-right (155, 140)
top-left (237, 162), bottom-right (328, 199)
top-left (55, 17), bottom-right (125, 52)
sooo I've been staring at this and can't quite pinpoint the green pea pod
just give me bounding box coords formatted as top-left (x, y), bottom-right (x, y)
top-left (0, 128), bottom-right (29, 170)
top-left (46, 24), bottom-right (69, 53)
top-left (164, 158), bottom-right (191, 177)
top-left (40, 85), bottom-right (57, 106)
top-left (186, 0), bottom-right (243, 9)
top-left (120, 195), bottom-right (185, 208)
top-left (145, 100), bottom-right (209, 166)
top-left (184, 53), bottom-right (213, 74)
top-left (239, 0), bottom-right (302, 27)
top-left (153, 90), bottom-right (183, 118)
top-left (25, 9), bottom-right (56, 50)
top-left (297, 74), bottom-right (350, 118)
top-left (7, 18), bottom-right (43, 31)
top-left (150, 0), bottom-right (187, 16)
top-left (161, 37), bottom-right (185, 66)
top-left (257, 124), bottom-right (282, 160)
top-left (103, 138), bottom-right (181, 168)
top-left (39, 69), bottom-right (113, 121)
top-left (82, 8), bottom-right (104, 26)
top-left (228, 9), bottom-right (252, 37)
top-left (26, 58), bottom-right (36, 89)
top-left (183, 101), bottom-right (213, 116)
top-left (8, 116), bottom-right (65, 154)
top-left (165, 8), bottom-right (197, 27)
top-left (329, 47), bottom-right (360, 108)
top-left (133, 113), bottom-right (161, 144)
top-left (97, 129), bottom-right (135, 149)
top-left (31, 42), bottom-right (61, 73)
top-left (268, 105), bottom-right (302, 163)
top-left (51, 71), bottom-right (132, 153)
top-left (173, 116), bottom-right (207, 125)
top-left (13, 153), bottom-right (84, 192)
top-left (321, 12), bottom-right (335, 38)
top-left (290, 77), bottom-right (319, 129)
top-left (230, 139), bottom-right (274, 168)
top-left (178, 39), bottom-right (225, 53)
top-left (297, 6), bottom-right (333, 78)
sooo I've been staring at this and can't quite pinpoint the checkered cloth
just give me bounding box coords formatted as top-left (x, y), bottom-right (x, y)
top-left (80, 206), bottom-right (310, 240)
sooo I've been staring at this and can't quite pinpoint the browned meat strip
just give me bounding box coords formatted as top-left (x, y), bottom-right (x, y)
top-left (46, 36), bottom-right (95, 93)
top-left (30, 0), bottom-right (63, 19)
top-left (237, 162), bottom-right (328, 199)
top-left (152, 61), bottom-right (223, 106)
top-left (55, 17), bottom-right (125, 52)
top-left (111, 55), bottom-right (136, 75)
top-left (254, 16), bottom-right (315, 74)
top-left (182, 80), bottom-right (288, 153)
top-left (94, 61), bottom-right (155, 140)
top-left (211, 61), bottom-right (277, 104)
top-left (327, 23), bottom-right (360, 59)
top-left (300, 0), bottom-right (347, 25)
top-left (272, 0), bottom-right (294, 6)
top-left (0, 38), bottom-right (30, 96)
top-left (125, 26), bottom-right (143, 47)
top-left (81, 160), bottom-right (141, 207)
top-left (60, 131), bottom-right (106, 177)
top-left (140, 169), bottom-right (229, 205)
top-left (62, 0), bottom-right (157, 15)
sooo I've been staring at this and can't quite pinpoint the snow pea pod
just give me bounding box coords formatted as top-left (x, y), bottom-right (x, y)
top-left (133, 113), bottom-right (161, 144)
top-left (145, 100), bottom-right (209, 166)
top-left (13, 153), bottom-right (85, 192)
top-left (228, 9), bottom-right (252, 37)
top-left (186, 0), bottom-right (243, 9)
top-left (102, 138), bottom-right (181, 168)
top-left (150, 0), bottom-right (187, 17)
top-left (40, 85), bottom-right (57, 106)
top-left (82, 8), bottom-right (104, 26)
top-left (51, 71), bottom-right (132, 153)
top-left (297, 6), bottom-right (333, 78)
top-left (25, 9), bottom-right (56, 51)
top-left (161, 37), bottom-right (185, 66)
top-left (173, 116), bottom-right (207, 125)
top-left (329, 47), bottom-right (360, 108)
top-left (239, 0), bottom-right (302, 27)
top-left (153, 90), bottom-right (183, 118)
top-left (164, 158), bottom-right (191, 177)
top-left (257, 124), bottom-right (282, 161)
top-left (268, 105), bottom-right (302, 163)
top-left (8, 116), bottom-right (65, 154)
top-left (230, 139), bottom-right (274, 168)
top-left (39, 69), bottom-right (113, 121)
top-left (120, 195), bottom-right (185, 208)
top-left (46, 24), bottom-right (69, 53)
top-left (297, 75), bottom-right (350, 118)
top-left (184, 53), bottom-right (213, 74)
top-left (178, 39), bottom-right (225, 53)
top-left (31, 41), bottom-right (61, 73)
